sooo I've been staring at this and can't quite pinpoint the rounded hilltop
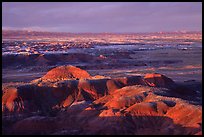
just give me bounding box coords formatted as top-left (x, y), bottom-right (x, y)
top-left (41, 65), bottom-right (91, 81)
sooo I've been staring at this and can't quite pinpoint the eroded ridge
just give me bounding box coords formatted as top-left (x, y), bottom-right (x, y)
top-left (2, 66), bottom-right (202, 135)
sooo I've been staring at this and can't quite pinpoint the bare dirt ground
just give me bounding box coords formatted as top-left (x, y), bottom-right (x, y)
top-left (2, 44), bottom-right (202, 83)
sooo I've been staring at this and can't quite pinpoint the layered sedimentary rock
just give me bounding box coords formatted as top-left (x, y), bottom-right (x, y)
top-left (2, 66), bottom-right (202, 135)
top-left (144, 73), bottom-right (175, 87)
top-left (41, 65), bottom-right (91, 81)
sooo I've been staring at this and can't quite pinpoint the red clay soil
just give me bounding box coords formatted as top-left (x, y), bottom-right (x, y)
top-left (2, 66), bottom-right (202, 135)
top-left (42, 65), bottom-right (91, 81)
top-left (144, 73), bottom-right (175, 87)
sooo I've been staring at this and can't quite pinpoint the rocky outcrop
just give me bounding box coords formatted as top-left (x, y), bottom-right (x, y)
top-left (144, 73), bottom-right (175, 88)
top-left (1, 67), bottom-right (197, 115)
top-left (8, 85), bottom-right (201, 135)
top-left (2, 66), bottom-right (202, 135)
top-left (2, 66), bottom-right (147, 114)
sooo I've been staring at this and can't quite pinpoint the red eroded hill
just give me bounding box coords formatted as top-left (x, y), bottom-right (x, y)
top-left (9, 85), bottom-right (201, 135)
top-left (144, 73), bottom-right (175, 87)
top-left (41, 65), bottom-right (91, 81)
top-left (2, 66), bottom-right (202, 135)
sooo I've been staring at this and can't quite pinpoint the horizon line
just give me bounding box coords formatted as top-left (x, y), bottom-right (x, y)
top-left (2, 29), bottom-right (202, 34)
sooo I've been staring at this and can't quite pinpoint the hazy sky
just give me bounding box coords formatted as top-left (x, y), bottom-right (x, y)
top-left (2, 2), bottom-right (202, 33)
